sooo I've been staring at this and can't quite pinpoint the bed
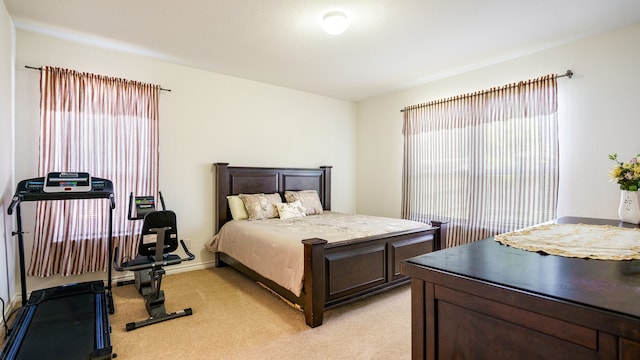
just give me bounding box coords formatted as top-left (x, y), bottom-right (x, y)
top-left (209, 163), bottom-right (445, 327)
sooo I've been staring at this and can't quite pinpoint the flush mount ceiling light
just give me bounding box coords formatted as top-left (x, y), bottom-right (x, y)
top-left (322, 11), bottom-right (348, 35)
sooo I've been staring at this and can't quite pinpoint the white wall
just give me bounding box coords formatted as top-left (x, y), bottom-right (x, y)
top-left (0, 2), bottom-right (15, 311)
top-left (13, 30), bottom-right (357, 292)
top-left (356, 23), bottom-right (640, 221)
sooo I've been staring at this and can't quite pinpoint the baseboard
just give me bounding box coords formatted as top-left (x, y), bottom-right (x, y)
top-left (165, 259), bottom-right (217, 274)
top-left (112, 259), bottom-right (217, 285)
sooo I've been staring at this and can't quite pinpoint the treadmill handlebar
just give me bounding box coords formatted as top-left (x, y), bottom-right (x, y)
top-left (9, 194), bottom-right (113, 214)
top-left (8, 196), bottom-right (19, 215)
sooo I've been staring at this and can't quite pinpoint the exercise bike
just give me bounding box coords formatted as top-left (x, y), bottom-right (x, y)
top-left (113, 192), bottom-right (195, 331)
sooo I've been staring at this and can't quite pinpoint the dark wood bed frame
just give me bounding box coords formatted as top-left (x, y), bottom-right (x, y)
top-left (213, 163), bottom-right (445, 327)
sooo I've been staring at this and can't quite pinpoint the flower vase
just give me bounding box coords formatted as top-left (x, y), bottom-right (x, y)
top-left (618, 190), bottom-right (640, 224)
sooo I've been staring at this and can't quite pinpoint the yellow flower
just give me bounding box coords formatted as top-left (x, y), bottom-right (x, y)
top-left (609, 167), bottom-right (622, 179)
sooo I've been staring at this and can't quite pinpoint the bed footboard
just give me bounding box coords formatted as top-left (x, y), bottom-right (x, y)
top-left (301, 225), bottom-right (443, 327)
top-left (217, 225), bottom-right (442, 328)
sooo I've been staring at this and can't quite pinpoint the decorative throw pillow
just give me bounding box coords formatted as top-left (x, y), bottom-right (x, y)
top-left (238, 193), bottom-right (282, 220)
top-left (226, 195), bottom-right (248, 220)
top-left (275, 201), bottom-right (306, 220)
top-left (263, 193), bottom-right (283, 208)
top-left (284, 190), bottom-right (323, 215)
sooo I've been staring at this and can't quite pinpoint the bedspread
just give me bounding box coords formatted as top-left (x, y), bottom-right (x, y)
top-left (206, 212), bottom-right (430, 296)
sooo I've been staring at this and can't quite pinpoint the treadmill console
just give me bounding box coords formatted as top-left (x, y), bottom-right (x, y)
top-left (8, 174), bottom-right (115, 216)
top-left (91, 179), bottom-right (106, 190)
top-left (25, 179), bottom-right (45, 191)
top-left (43, 172), bottom-right (92, 193)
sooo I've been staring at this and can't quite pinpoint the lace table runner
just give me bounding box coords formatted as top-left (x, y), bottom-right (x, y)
top-left (495, 223), bottom-right (640, 260)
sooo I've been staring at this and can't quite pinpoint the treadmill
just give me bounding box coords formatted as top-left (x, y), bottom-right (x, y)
top-left (2, 173), bottom-right (115, 360)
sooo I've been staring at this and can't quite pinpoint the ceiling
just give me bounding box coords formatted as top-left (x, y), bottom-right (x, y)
top-left (5, 0), bottom-right (640, 101)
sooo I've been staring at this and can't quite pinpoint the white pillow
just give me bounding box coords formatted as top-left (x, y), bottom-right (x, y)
top-left (275, 201), bottom-right (306, 220)
top-left (227, 195), bottom-right (248, 220)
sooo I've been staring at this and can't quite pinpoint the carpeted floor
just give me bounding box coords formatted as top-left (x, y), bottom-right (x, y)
top-left (109, 267), bottom-right (412, 359)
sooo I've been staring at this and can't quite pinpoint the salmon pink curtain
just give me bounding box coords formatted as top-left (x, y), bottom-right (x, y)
top-left (402, 75), bottom-right (559, 248)
top-left (30, 66), bottom-right (160, 276)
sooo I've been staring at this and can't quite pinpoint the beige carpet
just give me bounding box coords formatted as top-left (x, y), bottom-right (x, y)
top-left (109, 267), bottom-right (412, 359)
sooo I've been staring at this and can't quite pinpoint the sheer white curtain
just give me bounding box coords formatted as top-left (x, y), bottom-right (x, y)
top-left (402, 75), bottom-right (559, 248)
top-left (30, 66), bottom-right (160, 276)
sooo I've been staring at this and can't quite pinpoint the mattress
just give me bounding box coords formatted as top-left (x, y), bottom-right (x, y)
top-left (206, 212), bottom-right (430, 296)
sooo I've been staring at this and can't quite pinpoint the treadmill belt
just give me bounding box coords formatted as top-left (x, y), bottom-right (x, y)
top-left (17, 293), bottom-right (96, 359)
top-left (2, 281), bottom-right (112, 360)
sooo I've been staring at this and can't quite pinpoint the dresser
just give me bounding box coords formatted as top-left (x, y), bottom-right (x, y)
top-left (400, 217), bottom-right (640, 359)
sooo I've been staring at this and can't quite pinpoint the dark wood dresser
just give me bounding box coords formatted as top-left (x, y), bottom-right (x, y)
top-left (400, 217), bottom-right (640, 359)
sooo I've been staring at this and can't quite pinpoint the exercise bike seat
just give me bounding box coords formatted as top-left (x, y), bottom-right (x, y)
top-left (125, 253), bottom-right (181, 267)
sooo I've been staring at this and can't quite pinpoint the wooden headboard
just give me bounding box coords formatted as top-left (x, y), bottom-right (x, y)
top-left (214, 163), bottom-right (332, 232)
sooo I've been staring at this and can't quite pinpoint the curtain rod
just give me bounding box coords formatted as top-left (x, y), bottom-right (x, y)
top-left (400, 69), bottom-right (573, 112)
top-left (557, 69), bottom-right (573, 78)
top-left (24, 65), bottom-right (171, 92)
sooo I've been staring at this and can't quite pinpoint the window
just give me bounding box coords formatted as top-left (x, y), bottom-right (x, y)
top-left (29, 67), bottom-right (160, 276)
top-left (402, 75), bottom-right (559, 248)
